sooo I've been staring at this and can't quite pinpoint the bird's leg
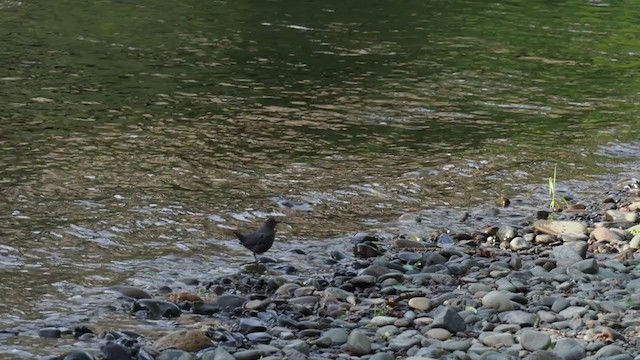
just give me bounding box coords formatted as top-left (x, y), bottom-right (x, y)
top-left (253, 252), bottom-right (259, 265)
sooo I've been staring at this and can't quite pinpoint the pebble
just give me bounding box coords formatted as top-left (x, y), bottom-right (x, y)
top-left (38, 327), bottom-right (62, 338)
top-left (347, 330), bottom-right (372, 355)
top-left (519, 330), bottom-right (551, 351)
top-left (408, 297), bottom-right (431, 311)
top-left (482, 291), bottom-right (516, 311)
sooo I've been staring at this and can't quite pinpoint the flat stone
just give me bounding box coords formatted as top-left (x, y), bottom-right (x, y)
top-left (408, 297), bottom-right (431, 311)
top-left (534, 220), bottom-right (587, 236)
top-left (425, 328), bottom-right (451, 340)
top-left (482, 291), bottom-right (516, 312)
top-left (558, 306), bottom-right (588, 319)
top-left (389, 335), bottom-right (422, 351)
top-left (238, 318), bottom-right (267, 334)
top-left (369, 353), bottom-right (395, 360)
top-left (535, 234), bottom-right (555, 244)
top-left (591, 227), bottom-right (626, 242)
top-left (479, 332), bottom-right (515, 347)
top-left (519, 330), bottom-right (551, 351)
top-left (349, 275), bottom-right (376, 288)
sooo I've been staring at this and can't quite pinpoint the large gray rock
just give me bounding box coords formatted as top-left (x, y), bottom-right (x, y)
top-left (519, 330), bottom-right (551, 351)
top-left (347, 330), bottom-right (371, 355)
top-left (431, 306), bottom-right (466, 333)
top-left (482, 291), bottom-right (516, 312)
top-left (553, 338), bottom-right (586, 360)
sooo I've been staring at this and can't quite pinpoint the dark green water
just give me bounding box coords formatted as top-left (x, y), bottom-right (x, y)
top-left (1, 0), bottom-right (640, 355)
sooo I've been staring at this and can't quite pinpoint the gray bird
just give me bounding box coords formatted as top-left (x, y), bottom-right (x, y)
top-left (233, 218), bottom-right (280, 264)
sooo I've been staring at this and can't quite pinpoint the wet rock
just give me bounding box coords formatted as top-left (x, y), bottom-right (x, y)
top-left (519, 330), bottom-right (551, 351)
top-left (232, 349), bottom-right (264, 360)
top-left (425, 328), bottom-right (451, 340)
top-left (246, 332), bottom-right (272, 343)
top-left (38, 327), bottom-right (61, 338)
top-left (353, 243), bottom-right (382, 258)
top-left (100, 342), bottom-right (131, 360)
top-left (534, 220), bottom-right (587, 236)
top-left (202, 347), bottom-right (234, 360)
top-left (497, 226), bottom-right (518, 241)
top-left (553, 338), bottom-right (586, 360)
top-left (496, 195), bottom-right (510, 208)
top-left (510, 237), bottom-right (530, 251)
top-left (110, 286), bottom-right (152, 299)
top-left (347, 330), bottom-right (371, 355)
top-left (153, 329), bottom-right (211, 352)
top-left (238, 318), bottom-right (267, 334)
top-left (192, 302), bottom-right (220, 315)
top-left (216, 294), bottom-right (248, 310)
top-left (369, 353), bottom-right (395, 360)
top-left (349, 275), bottom-right (376, 288)
top-left (157, 349), bottom-right (195, 360)
top-left (432, 306), bottom-right (466, 333)
top-left (393, 239), bottom-right (427, 249)
top-left (135, 299), bottom-right (181, 319)
top-left (62, 350), bottom-right (94, 360)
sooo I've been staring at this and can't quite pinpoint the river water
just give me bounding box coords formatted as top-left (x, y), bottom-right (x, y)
top-left (1, 0), bottom-right (640, 356)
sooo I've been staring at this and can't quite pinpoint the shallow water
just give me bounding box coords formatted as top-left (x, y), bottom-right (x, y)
top-left (1, 0), bottom-right (640, 356)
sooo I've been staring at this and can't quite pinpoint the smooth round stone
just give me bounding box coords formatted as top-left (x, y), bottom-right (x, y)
top-left (323, 287), bottom-right (353, 300)
top-left (519, 330), bottom-right (551, 351)
top-left (192, 302), bottom-right (220, 316)
top-left (376, 325), bottom-right (399, 338)
top-left (153, 329), bottom-right (211, 352)
top-left (394, 318), bottom-right (412, 327)
top-left (408, 297), bottom-right (431, 311)
top-left (109, 286), bottom-right (151, 299)
top-left (630, 234), bottom-right (640, 249)
top-left (497, 226), bottom-right (518, 241)
top-left (535, 234), bottom-right (555, 244)
top-left (425, 328), bottom-right (451, 340)
top-left (232, 350), bottom-right (265, 360)
top-left (510, 237), bottom-right (530, 251)
top-left (380, 278), bottom-right (399, 287)
top-left (347, 330), bottom-right (371, 355)
top-left (482, 291), bottom-right (515, 312)
top-left (136, 299), bottom-right (182, 318)
top-left (38, 327), bottom-right (62, 338)
top-left (389, 336), bottom-right (422, 351)
top-left (498, 310), bottom-right (536, 326)
top-left (216, 294), bottom-right (248, 309)
top-left (244, 299), bottom-right (270, 311)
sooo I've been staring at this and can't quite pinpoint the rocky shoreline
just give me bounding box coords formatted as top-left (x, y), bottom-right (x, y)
top-left (35, 180), bottom-right (640, 360)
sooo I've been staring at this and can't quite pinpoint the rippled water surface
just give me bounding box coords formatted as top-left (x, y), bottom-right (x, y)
top-left (2, 0), bottom-right (640, 356)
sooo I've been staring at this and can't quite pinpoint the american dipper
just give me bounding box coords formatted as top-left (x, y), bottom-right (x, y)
top-left (233, 218), bottom-right (280, 264)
